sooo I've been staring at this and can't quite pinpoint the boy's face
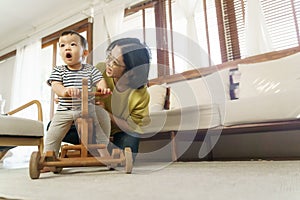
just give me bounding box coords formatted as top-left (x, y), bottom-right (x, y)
top-left (58, 34), bottom-right (87, 68)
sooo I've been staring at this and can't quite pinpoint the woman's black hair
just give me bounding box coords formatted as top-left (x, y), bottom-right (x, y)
top-left (106, 38), bottom-right (151, 89)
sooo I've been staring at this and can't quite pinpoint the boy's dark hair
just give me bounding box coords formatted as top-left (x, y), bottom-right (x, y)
top-left (106, 38), bottom-right (151, 89)
top-left (59, 30), bottom-right (88, 50)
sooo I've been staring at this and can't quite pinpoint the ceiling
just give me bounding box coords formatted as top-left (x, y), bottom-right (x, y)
top-left (0, 0), bottom-right (136, 55)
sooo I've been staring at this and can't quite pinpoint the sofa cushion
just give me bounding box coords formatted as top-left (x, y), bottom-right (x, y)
top-left (0, 115), bottom-right (44, 137)
top-left (205, 68), bottom-right (231, 102)
top-left (148, 84), bottom-right (168, 112)
top-left (238, 52), bottom-right (300, 99)
top-left (222, 88), bottom-right (300, 126)
top-left (142, 104), bottom-right (221, 134)
top-left (169, 68), bottom-right (230, 109)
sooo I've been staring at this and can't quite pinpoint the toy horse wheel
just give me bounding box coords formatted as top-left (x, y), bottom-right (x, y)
top-left (29, 151), bottom-right (41, 179)
top-left (124, 147), bottom-right (133, 174)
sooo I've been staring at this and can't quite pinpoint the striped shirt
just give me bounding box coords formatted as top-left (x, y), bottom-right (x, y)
top-left (47, 64), bottom-right (102, 111)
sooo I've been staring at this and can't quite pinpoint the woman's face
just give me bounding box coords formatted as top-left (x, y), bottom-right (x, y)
top-left (105, 45), bottom-right (126, 79)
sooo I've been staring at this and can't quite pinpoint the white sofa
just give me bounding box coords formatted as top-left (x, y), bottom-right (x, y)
top-left (146, 51), bottom-right (300, 132)
top-left (223, 52), bottom-right (300, 126)
top-left (142, 48), bottom-right (300, 160)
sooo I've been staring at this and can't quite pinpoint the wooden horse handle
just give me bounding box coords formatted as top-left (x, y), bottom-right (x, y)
top-left (81, 78), bottom-right (89, 117)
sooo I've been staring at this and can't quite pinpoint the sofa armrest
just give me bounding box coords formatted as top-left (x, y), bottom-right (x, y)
top-left (6, 100), bottom-right (43, 122)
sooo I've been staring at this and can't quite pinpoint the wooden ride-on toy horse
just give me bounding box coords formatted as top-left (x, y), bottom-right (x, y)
top-left (29, 78), bottom-right (133, 179)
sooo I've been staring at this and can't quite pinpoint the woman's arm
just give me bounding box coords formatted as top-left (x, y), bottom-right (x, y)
top-left (110, 91), bottom-right (150, 133)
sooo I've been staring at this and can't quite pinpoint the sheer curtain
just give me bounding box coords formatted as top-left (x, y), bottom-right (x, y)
top-left (245, 0), bottom-right (273, 56)
top-left (177, 0), bottom-right (200, 43)
top-left (175, 0), bottom-right (209, 68)
top-left (4, 40), bottom-right (42, 168)
top-left (103, 3), bottom-right (126, 42)
top-left (10, 40), bottom-right (42, 119)
top-left (93, 3), bottom-right (125, 64)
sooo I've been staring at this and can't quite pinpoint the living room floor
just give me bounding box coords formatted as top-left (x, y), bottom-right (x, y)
top-left (1, 159), bottom-right (300, 200)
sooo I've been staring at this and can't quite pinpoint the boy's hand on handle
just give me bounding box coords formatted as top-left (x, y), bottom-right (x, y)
top-left (64, 87), bottom-right (81, 98)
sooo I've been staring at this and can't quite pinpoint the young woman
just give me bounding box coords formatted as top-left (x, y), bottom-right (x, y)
top-left (98, 38), bottom-right (151, 159)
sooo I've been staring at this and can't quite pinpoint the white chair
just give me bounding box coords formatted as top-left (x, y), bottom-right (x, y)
top-left (0, 100), bottom-right (44, 160)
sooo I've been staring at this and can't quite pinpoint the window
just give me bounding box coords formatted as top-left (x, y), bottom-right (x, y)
top-left (170, 0), bottom-right (222, 71)
top-left (261, 0), bottom-right (300, 50)
top-left (124, 1), bottom-right (170, 79)
top-left (216, 0), bottom-right (244, 62)
top-left (218, 0), bottom-right (300, 62)
top-left (195, 0), bottom-right (222, 66)
top-left (123, 6), bottom-right (158, 80)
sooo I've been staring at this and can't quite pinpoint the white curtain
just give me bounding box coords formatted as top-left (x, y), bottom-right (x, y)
top-left (177, 0), bottom-right (200, 43)
top-left (4, 40), bottom-right (42, 168)
top-left (103, 3), bottom-right (126, 42)
top-left (93, 11), bottom-right (107, 64)
top-left (10, 40), bottom-right (42, 119)
top-left (175, 0), bottom-right (209, 68)
top-left (245, 0), bottom-right (273, 56)
top-left (93, 3), bottom-right (125, 64)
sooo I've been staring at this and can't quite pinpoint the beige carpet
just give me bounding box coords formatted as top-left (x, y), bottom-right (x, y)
top-left (1, 160), bottom-right (300, 200)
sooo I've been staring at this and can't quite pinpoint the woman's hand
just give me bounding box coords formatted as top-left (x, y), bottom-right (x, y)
top-left (96, 79), bottom-right (112, 97)
top-left (96, 87), bottom-right (112, 98)
top-left (97, 87), bottom-right (112, 94)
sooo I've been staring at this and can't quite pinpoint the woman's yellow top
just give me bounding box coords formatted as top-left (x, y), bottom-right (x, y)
top-left (97, 64), bottom-right (150, 135)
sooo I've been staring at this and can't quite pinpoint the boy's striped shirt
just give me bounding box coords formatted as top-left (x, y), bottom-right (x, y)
top-left (47, 64), bottom-right (102, 111)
